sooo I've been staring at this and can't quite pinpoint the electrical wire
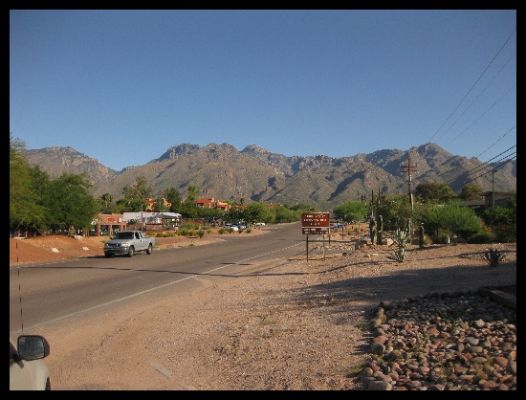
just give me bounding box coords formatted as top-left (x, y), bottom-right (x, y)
top-left (444, 82), bottom-right (516, 146)
top-left (427, 28), bottom-right (516, 144)
top-left (441, 52), bottom-right (515, 138)
top-left (460, 153), bottom-right (516, 185)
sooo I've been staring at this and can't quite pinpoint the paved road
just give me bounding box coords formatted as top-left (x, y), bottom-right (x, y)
top-left (10, 223), bottom-right (305, 334)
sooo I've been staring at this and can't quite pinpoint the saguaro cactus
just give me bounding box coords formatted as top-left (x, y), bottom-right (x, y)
top-left (378, 215), bottom-right (384, 245)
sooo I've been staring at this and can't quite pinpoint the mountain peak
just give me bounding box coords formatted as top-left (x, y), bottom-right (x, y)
top-left (241, 144), bottom-right (270, 155)
top-left (156, 144), bottom-right (201, 161)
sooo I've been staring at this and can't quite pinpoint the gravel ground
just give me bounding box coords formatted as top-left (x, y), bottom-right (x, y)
top-left (361, 290), bottom-right (516, 390)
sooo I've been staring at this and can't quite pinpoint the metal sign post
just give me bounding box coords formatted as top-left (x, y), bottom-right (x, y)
top-left (301, 212), bottom-right (330, 262)
top-left (306, 233), bottom-right (309, 262)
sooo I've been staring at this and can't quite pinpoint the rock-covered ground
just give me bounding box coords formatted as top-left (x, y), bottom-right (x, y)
top-left (361, 290), bottom-right (516, 391)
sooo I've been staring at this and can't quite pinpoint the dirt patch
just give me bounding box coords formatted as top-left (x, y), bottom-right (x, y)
top-left (33, 241), bottom-right (516, 390)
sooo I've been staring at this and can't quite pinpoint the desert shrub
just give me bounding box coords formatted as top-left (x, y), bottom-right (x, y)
top-left (468, 231), bottom-right (496, 244)
top-left (333, 201), bottom-right (367, 223)
top-left (197, 230), bottom-right (205, 238)
top-left (482, 205), bottom-right (516, 243)
top-left (218, 228), bottom-right (225, 234)
top-left (376, 194), bottom-right (413, 231)
top-left (245, 228), bottom-right (252, 234)
top-left (419, 204), bottom-right (481, 243)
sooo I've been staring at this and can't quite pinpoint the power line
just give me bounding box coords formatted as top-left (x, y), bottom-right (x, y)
top-left (461, 145), bottom-right (516, 178)
top-left (475, 125), bottom-right (516, 159)
top-left (434, 140), bottom-right (515, 179)
top-left (444, 82), bottom-right (516, 146)
top-left (427, 28), bottom-right (515, 144)
top-left (458, 151), bottom-right (516, 185)
top-left (462, 154), bottom-right (516, 185)
top-left (441, 52), bottom-right (515, 138)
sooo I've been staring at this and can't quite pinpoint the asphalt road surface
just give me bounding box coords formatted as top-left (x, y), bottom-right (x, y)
top-left (10, 223), bottom-right (306, 334)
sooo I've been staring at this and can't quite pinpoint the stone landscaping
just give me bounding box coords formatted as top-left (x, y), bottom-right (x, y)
top-left (361, 289), bottom-right (516, 390)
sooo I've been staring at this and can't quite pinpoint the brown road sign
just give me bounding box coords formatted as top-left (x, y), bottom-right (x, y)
top-left (301, 212), bottom-right (330, 234)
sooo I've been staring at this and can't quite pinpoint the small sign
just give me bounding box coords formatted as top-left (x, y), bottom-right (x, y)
top-left (302, 227), bottom-right (329, 235)
top-left (301, 212), bottom-right (330, 234)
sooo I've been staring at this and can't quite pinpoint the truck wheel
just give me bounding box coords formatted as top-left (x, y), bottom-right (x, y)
top-left (128, 246), bottom-right (135, 257)
top-left (146, 244), bottom-right (152, 255)
top-left (104, 253), bottom-right (112, 258)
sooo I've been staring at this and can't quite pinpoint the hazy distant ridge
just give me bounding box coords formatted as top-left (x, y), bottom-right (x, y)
top-left (25, 142), bottom-right (516, 208)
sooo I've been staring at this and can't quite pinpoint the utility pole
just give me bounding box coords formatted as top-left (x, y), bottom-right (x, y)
top-left (491, 169), bottom-right (496, 208)
top-left (400, 151), bottom-right (418, 239)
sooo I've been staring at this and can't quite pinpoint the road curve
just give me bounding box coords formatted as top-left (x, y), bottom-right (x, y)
top-left (10, 223), bottom-right (305, 334)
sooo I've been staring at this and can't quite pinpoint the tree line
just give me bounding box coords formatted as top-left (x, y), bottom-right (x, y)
top-left (333, 181), bottom-right (516, 243)
top-left (10, 139), bottom-right (98, 236)
top-left (10, 139), bottom-right (313, 236)
top-left (11, 138), bottom-right (515, 242)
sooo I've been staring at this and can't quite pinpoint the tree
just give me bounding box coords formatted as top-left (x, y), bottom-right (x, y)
top-left (121, 176), bottom-right (152, 211)
top-left (163, 187), bottom-right (182, 212)
top-left (153, 197), bottom-right (170, 212)
top-left (415, 181), bottom-right (456, 203)
top-left (460, 183), bottom-right (483, 201)
top-left (10, 138), bottom-right (47, 235)
top-left (185, 185), bottom-right (199, 203)
top-left (46, 173), bottom-right (98, 233)
top-left (375, 194), bottom-right (413, 231)
top-left (99, 193), bottom-right (114, 213)
top-left (244, 202), bottom-right (274, 223)
top-left (333, 201), bottom-right (367, 223)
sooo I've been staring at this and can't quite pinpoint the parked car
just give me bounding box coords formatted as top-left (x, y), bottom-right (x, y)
top-left (104, 230), bottom-right (155, 257)
top-left (10, 335), bottom-right (51, 390)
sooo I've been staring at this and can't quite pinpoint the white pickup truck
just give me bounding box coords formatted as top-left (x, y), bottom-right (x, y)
top-left (104, 230), bottom-right (155, 257)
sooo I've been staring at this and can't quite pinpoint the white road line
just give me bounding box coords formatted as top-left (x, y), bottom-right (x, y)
top-left (12, 241), bottom-right (304, 333)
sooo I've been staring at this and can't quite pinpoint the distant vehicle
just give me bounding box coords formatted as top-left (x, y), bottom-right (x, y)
top-left (10, 335), bottom-right (51, 390)
top-left (104, 230), bottom-right (155, 257)
top-left (229, 226), bottom-right (240, 232)
top-left (254, 222), bottom-right (266, 226)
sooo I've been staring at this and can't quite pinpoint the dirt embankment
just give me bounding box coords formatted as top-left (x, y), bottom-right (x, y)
top-left (29, 238), bottom-right (515, 390)
top-left (9, 227), bottom-right (269, 267)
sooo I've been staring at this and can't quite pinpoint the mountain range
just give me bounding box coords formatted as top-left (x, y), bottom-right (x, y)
top-left (24, 143), bottom-right (516, 209)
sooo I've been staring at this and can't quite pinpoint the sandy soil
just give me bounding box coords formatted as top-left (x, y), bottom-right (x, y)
top-left (18, 232), bottom-right (516, 391)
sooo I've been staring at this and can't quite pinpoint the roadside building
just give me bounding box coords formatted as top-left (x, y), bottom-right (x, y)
top-left (195, 197), bottom-right (231, 212)
top-left (93, 213), bottom-right (127, 236)
top-left (122, 211), bottom-right (182, 231)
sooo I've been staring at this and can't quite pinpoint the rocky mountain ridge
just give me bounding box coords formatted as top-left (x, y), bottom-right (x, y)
top-left (24, 142), bottom-right (516, 209)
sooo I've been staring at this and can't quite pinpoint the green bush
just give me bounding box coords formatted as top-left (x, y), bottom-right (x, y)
top-left (245, 228), bottom-right (252, 234)
top-left (218, 228), bottom-right (225, 234)
top-left (482, 206), bottom-right (516, 243)
top-left (333, 201), bottom-right (367, 223)
top-left (419, 204), bottom-right (481, 243)
top-left (197, 230), bottom-right (205, 238)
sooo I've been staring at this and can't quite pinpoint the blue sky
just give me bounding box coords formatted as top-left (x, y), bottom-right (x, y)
top-left (10, 10), bottom-right (516, 171)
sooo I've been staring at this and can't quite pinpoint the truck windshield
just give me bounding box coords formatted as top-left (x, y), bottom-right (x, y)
top-left (115, 232), bottom-right (134, 240)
